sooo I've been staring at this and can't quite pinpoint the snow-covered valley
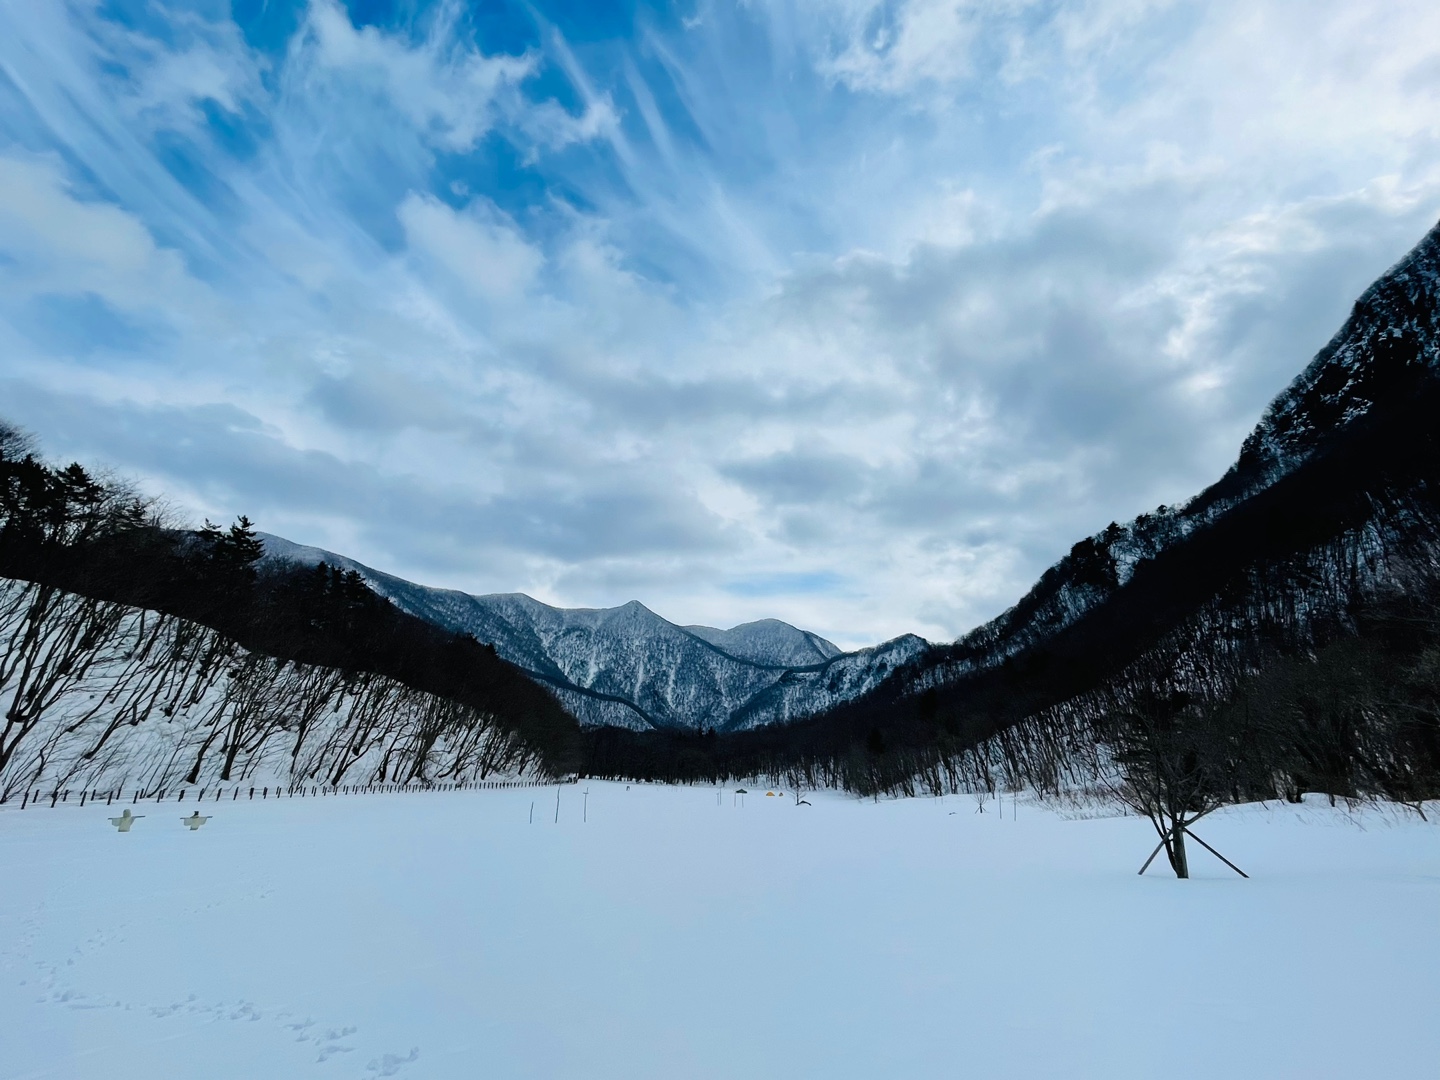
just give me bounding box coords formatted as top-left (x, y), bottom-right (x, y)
top-left (2, 785), bottom-right (1436, 1079)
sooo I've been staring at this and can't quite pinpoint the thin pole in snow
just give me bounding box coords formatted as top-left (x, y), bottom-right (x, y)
top-left (530, 800), bottom-right (534, 824)
top-left (1185, 828), bottom-right (1249, 878)
top-left (1137, 838), bottom-right (1167, 875)
top-left (554, 786), bottom-right (561, 823)
top-left (583, 789), bottom-right (589, 823)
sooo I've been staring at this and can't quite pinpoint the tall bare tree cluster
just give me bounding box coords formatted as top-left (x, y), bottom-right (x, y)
top-left (0, 576), bottom-right (540, 800)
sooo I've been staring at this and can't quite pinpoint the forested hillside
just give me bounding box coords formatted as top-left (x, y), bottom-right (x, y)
top-left (0, 426), bottom-right (580, 798)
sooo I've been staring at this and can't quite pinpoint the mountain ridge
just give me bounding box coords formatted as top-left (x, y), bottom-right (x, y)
top-left (259, 533), bottom-right (925, 730)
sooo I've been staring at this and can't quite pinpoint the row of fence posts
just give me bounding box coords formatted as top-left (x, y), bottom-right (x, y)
top-left (11, 777), bottom-right (557, 810)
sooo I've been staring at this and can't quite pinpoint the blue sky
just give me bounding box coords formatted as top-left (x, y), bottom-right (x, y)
top-left (2, 0), bottom-right (1439, 646)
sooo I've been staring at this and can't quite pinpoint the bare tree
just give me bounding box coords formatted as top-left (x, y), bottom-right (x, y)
top-left (0, 583), bottom-right (127, 791)
top-left (1097, 689), bottom-right (1258, 879)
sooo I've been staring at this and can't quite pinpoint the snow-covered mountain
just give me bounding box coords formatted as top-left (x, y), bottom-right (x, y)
top-left (683, 619), bottom-right (842, 666)
top-left (259, 535), bottom-right (928, 731)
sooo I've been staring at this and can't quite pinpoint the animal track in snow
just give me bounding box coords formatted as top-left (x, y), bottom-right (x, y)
top-left (367, 1047), bottom-right (421, 1076)
top-left (25, 945), bottom-right (415, 1072)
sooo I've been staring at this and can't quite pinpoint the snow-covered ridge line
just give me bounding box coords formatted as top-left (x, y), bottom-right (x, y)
top-left (259, 534), bottom-right (927, 731)
top-left (908, 216), bottom-right (1440, 693)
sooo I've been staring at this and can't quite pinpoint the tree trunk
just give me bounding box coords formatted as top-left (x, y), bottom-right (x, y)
top-left (1169, 819), bottom-right (1190, 879)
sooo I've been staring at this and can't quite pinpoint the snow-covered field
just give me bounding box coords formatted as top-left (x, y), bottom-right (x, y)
top-left (2, 784), bottom-right (1437, 1079)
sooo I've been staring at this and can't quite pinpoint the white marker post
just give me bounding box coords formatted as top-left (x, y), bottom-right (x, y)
top-left (109, 809), bottom-right (144, 832)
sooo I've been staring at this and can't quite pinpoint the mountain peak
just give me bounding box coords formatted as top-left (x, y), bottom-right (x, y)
top-left (684, 618), bottom-right (843, 666)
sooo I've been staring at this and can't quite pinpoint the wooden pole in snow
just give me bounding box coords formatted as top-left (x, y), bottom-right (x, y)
top-left (1184, 827), bottom-right (1249, 878)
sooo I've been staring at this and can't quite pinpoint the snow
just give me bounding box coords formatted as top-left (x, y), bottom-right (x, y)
top-left (2, 786), bottom-right (1437, 1079)
top-left (683, 619), bottom-right (843, 666)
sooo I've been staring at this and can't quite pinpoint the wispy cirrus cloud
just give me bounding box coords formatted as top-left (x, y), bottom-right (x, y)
top-left (1, 0), bottom-right (1438, 647)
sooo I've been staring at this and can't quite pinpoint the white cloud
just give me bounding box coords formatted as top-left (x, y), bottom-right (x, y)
top-left (0, 153), bottom-right (208, 316)
top-left (300, 0), bottom-right (536, 152)
top-left (399, 193), bottom-right (544, 305)
top-left (818, 0), bottom-right (989, 94)
top-left (2, 0), bottom-right (1440, 650)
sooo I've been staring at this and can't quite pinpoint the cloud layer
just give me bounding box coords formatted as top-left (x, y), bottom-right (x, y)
top-left (1, 0), bottom-right (1439, 647)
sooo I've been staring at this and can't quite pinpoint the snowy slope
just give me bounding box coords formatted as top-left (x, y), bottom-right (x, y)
top-left (259, 535), bottom-right (915, 731)
top-left (0, 578), bottom-right (539, 800)
top-left (683, 618), bottom-right (843, 666)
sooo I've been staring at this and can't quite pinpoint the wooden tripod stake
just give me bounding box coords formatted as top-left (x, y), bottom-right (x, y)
top-left (1138, 827), bottom-right (1248, 878)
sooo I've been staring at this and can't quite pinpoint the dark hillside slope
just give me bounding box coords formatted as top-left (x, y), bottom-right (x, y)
top-left (928, 220), bottom-right (1440, 689)
top-left (789, 217), bottom-right (1440, 786)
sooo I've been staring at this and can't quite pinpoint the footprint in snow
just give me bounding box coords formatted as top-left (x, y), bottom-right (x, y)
top-left (228, 1001), bottom-right (262, 1022)
top-left (367, 1048), bottom-right (420, 1076)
